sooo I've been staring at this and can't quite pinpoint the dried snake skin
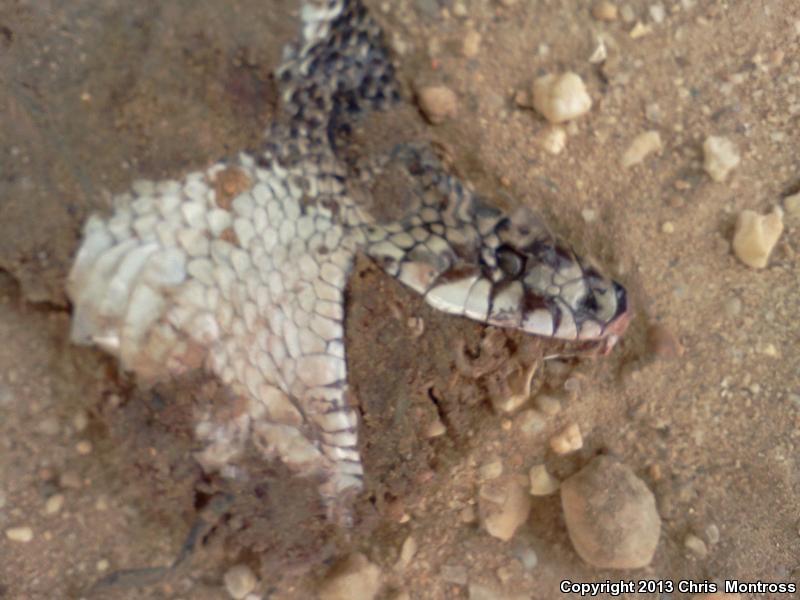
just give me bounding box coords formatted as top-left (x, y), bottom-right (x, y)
top-left (67, 0), bottom-right (630, 520)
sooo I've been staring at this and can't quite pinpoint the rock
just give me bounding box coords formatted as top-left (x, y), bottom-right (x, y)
top-left (534, 393), bottom-right (561, 416)
top-left (684, 533), bottom-right (708, 557)
top-left (703, 135), bottom-right (740, 182)
top-left (45, 493), bottom-right (65, 515)
top-left (539, 126), bottom-right (567, 155)
top-left (784, 192), bottom-right (800, 216)
top-left (462, 30), bottom-right (482, 58)
top-left (649, 3), bottom-right (666, 23)
top-left (621, 130), bottom-right (662, 168)
top-left (549, 423), bottom-right (583, 455)
top-left (224, 564), bottom-right (258, 599)
top-left (732, 208), bottom-right (783, 268)
top-left (531, 73), bottom-right (592, 124)
top-left (417, 86), bottom-right (458, 124)
top-left (395, 535), bottom-right (417, 571)
top-left (561, 456), bottom-right (661, 569)
top-left (479, 477), bottom-right (532, 541)
top-left (319, 553), bottom-right (382, 600)
top-left (516, 409), bottom-right (547, 437)
top-left (529, 464), bottom-right (560, 496)
top-left (479, 458), bottom-right (504, 480)
top-left (5, 526), bottom-right (34, 543)
top-left (592, 1), bottom-right (618, 21)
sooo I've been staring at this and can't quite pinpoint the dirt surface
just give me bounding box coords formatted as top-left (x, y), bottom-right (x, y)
top-left (1, 1), bottom-right (799, 599)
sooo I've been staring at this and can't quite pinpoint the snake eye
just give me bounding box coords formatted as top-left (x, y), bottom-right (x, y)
top-left (496, 245), bottom-right (526, 278)
top-left (580, 292), bottom-right (599, 314)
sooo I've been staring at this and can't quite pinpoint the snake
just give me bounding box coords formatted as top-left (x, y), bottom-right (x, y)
top-left (67, 0), bottom-right (630, 521)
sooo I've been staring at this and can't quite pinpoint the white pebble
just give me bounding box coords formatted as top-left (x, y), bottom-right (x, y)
top-left (732, 208), bottom-right (783, 269)
top-left (45, 493), bottom-right (65, 515)
top-left (529, 464), bottom-right (560, 496)
top-left (532, 72), bottom-right (592, 124)
top-left (621, 130), bottom-right (662, 168)
top-left (417, 85), bottom-right (458, 124)
top-left (5, 526), bottom-right (34, 543)
top-left (550, 423), bottom-right (583, 454)
top-left (539, 126), bottom-right (567, 154)
top-left (395, 535), bottom-right (417, 571)
top-left (479, 477), bottom-right (532, 541)
top-left (703, 135), bottom-right (740, 182)
top-left (684, 533), bottom-right (708, 558)
top-left (783, 192), bottom-right (800, 216)
top-left (224, 564), bottom-right (258, 599)
top-left (649, 3), bottom-right (665, 23)
top-left (318, 553), bottom-right (382, 600)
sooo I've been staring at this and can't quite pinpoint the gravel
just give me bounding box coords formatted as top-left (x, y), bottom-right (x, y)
top-left (479, 477), bottom-right (532, 541)
top-left (732, 208), bottom-right (784, 268)
top-left (703, 135), bottom-right (741, 182)
top-left (224, 564), bottom-right (258, 599)
top-left (621, 130), bottom-right (662, 168)
top-left (528, 464), bottom-right (560, 496)
top-left (417, 85), bottom-right (459, 124)
top-left (532, 73), bottom-right (592, 124)
top-left (5, 526), bottom-right (34, 543)
top-left (318, 553), bottom-right (382, 600)
top-left (549, 423), bottom-right (583, 454)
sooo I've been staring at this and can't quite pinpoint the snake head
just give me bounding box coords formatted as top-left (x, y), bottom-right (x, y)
top-left (487, 207), bottom-right (631, 352)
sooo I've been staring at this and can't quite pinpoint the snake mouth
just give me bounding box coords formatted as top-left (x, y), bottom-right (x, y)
top-left (596, 281), bottom-right (632, 354)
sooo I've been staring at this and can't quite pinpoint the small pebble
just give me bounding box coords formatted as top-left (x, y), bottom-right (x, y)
top-left (45, 493), bottom-right (65, 515)
top-left (705, 523), bottom-right (720, 544)
top-left (529, 464), bottom-right (560, 496)
top-left (784, 192), bottom-right (800, 216)
top-left (621, 130), bottom-right (662, 168)
top-left (76, 440), bottom-right (93, 455)
top-left (516, 409), bottom-right (547, 437)
top-left (648, 3), bottom-right (665, 23)
top-left (462, 30), bottom-right (481, 58)
top-left (72, 410), bottom-right (89, 432)
top-left (629, 22), bottom-right (652, 38)
top-left (619, 4), bottom-right (635, 22)
top-left (732, 207), bottom-right (783, 269)
top-left (592, 1), bottom-right (618, 21)
top-left (581, 208), bottom-right (597, 223)
top-left (532, 72), bottom-right (592, 124)
top-left (479, 458), bottom-right (504, 480)
top-left (661, 221), bottom-right (675, 234)
top-left (417, 85), bottom-right (458, 124)
top-left (425, 415), bottom-right (446, 438)
top-left (539, 126), bottom-right (567, 155)
top-left (703, 135), bottom-right (740, 182)
top-left (441, 564), bottom-right (468, 585)
top-left (549, 423), bottom-right (583, 455)
top-left (96, 559), bottom-right (110, 572)
top-left (395, 535), bottom-right (417, 571)
top-left (319, 553), bottom-right (382, 600)
top-left (534, 393), bottom-right (561, 416)
top-left (224, 564), bottom-right (258, 600)
top-left (561, 456), bottom-right (661, 569)
top-left (6, 526), bottom-right (34, 543)
top-left (479, 477), bottom-right (532, 541)
top-left (684, 533), bottom-right (708, 558)
top-left (722, 297), bottom-right (741, 317)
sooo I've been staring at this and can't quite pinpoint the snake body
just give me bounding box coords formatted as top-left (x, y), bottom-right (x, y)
top-left (67, 0), bottom-right (629, 519)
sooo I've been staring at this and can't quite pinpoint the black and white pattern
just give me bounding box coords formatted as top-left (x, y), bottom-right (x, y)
top-left (67, 0), bottom-right (630, 520)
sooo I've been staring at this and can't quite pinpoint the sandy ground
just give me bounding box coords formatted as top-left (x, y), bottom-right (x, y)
top-left (1, 0), bottom-right (799, 598)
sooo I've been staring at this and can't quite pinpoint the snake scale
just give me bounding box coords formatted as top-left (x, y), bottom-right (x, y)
top-left (67, 0), bottom-right (630, 521)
